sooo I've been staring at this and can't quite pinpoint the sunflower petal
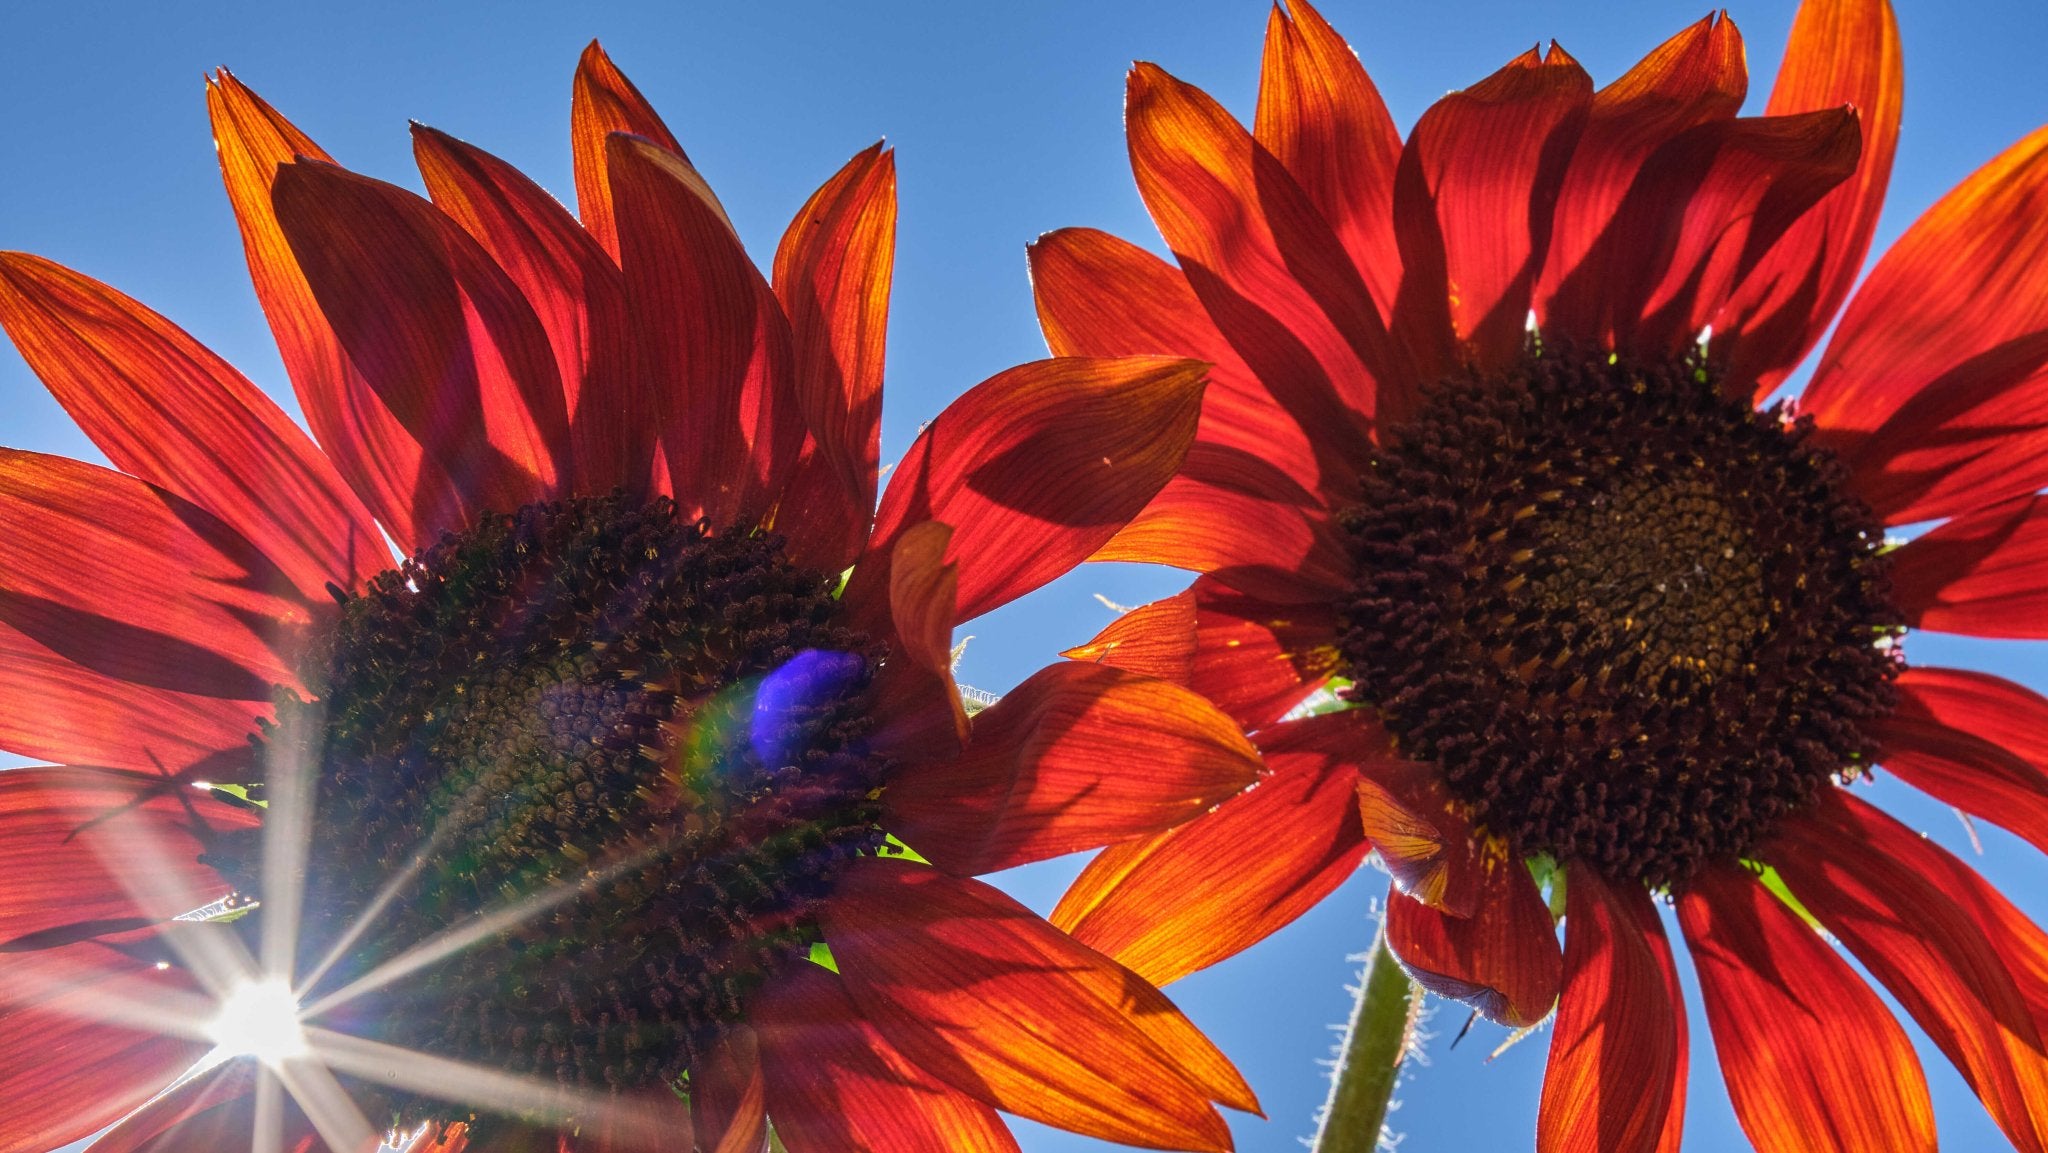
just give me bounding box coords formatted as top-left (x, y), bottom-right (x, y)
top-left (1126, 61), bottom-right (1390, 444)
top-left (1803, 124), bottom-right (2048, 524)
top-left (694, 1026), bottom-right (768, 1153)
top-left (770, 143), bottom-right (896, 573)
top-left (607, 134), bottom-right (804, 532)
top-left (824, 858), bottom-right (1249, 1150)
top-left (0, 450), bottom-right (307, 699)
top-left (1877, 670), bottom-right (2048, 858)
top-left (1393, 44), bottom-right (1591, 373)
top-left (1051, 712), bottom-right (1370, 985)
top-left (0, 622), bottom-right (260, 775)
top-left (1767, 793), bottom-right (2048, 1151)
top-left (0, 253), bottom-right (388, 600)
top-left (753, 961), bottom-right (1020, 1153)
top-left (1353, 751), bottom-right (1485, 919)
top-left (86, 1062), bottom-right (256, 1153)
top-left (1065, 577), bottom-right (1340, 731)
top-left (570, 42), bottom-right (722, 259)
top-left (1677, 861), bottom-right (1934, 1153)
top-left (863, 521), bottom-right (968, 762)
top-left (413, 125), bottom-right (645, 500)
top-left (1537, 868), bottom-right (1685, 1153)
top-left (1717, 0), bottom-right (1903, 394)
top-left (884, 662), bottom-right (1262, 876)
top-left (858, 356), bottom-right (1204, 624)
top-left (1253, 0), bottom-right (1403, 319)
top-left (207, 71), bottom-right (456, 553)
top-left (1383, 853), bottom-right (1561, 1028)
top-left (271, 159), bottom-right (572, 515)
top-left (1538, 13), bottom-right (1747, 340)
top-left (1889, 494), bottom-right (2048, 638)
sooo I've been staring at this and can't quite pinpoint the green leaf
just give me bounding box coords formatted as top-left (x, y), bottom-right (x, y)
top-left (807, 941), bottom-right (840, 973)
top-left (878, 833), bottom-right (930, 865)
top-left (1752, 862), bottom-right (1825, 932)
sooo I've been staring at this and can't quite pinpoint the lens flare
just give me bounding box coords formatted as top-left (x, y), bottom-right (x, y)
top-left (207, 979), bottom-right (308, 1065)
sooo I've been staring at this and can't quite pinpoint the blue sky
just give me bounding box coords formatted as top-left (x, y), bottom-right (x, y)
top-left (5, 0), bottom-right (2048, 1149)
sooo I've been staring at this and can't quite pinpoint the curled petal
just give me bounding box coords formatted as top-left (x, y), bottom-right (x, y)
top-left (863, 521), bottom-right (967, 762)
top-left (1353, 753), bottom-right (1485, 919)
top-left (884, 661), bottom-right (1262, 876)
top-left (694, 1026), bottom-right (768, 1153)
top-left (1383, 854), bottom-right (1561, 1028)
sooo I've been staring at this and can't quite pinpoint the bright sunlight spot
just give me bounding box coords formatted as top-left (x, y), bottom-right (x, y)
top-left (208, 979), bottom-right (309, 1064)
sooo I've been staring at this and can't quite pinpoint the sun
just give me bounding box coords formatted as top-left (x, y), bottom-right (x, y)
top-left (207, 978), bottom-right (309, 1065)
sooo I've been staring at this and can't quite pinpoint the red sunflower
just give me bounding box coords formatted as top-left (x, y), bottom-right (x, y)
top-left (0, 44), bottom-right (1263, 1153)
top-left (1035, 0), bottom-right (2048, 1148)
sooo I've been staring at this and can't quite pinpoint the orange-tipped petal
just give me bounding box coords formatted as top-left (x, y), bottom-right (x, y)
top-left (1580, 109), bottom-right (1860, 357)
top-left (271, 159), bottom-right (571, 514)
top-left (753, 961), bottom-right (1021, 1153)
top-left (1677, 861), bottom-right (1934, 1153)
top-left (1537, 869), bottom-right (1685, 1153)
top-left (1253, 0), bottom-right (1403, 319)
top-left (771, 143), bottom-right (896, 573)
top-left (824, 858), bottom-right (1250, 1151)
top-left (207, 70), bottom-right (456, 553)
top-left (884, 662), bottom-right (1262, 876)
top-left (1915, 833), bottom-right (2048, 1039)
top-left (1889, 494), bottom-right (2048, 638)
top-left (1802, 124), bottom-right (2048, 524)
top-left (694, 1026), bottom-right (768, 1153)
top-left (413, 125), bottom-right (645, 500)
top-left (1126, 61), bottom-right (1391, 444)
top-left (570, 42), bottom-right (720, 259)
top-left (1066, 577), bottom-right (1340, 731)
top-left (1383, 851), bottom-right (1561, 1028)
top-left (1051, 712), bottom-right (1371, 985)
top-left (863, 521), bottom-right (968, 762)
top-left (1876, 668), bottom-right (2048, 857)
top-left (1767, 793), bottom-right (2048, 1151)
top-left (0, 252), bottom-right (388, 600)
top-left (606, 134), bottom-right (803, 532)
top-left (1353, 752), bottom-right (1485, 919)
top-left (1717, 0), bottom-right (1903, 394)
top-left (0, 622), bottom-right (261, 773)
top-left (858, 356), bottom-right (1205, 624)
top-left (1538, 13), bottom-right (1747, 340)
top-left (1393, 44), bottom-right (1591, 372)
top-left (0, 450), bottom-right (308, 699)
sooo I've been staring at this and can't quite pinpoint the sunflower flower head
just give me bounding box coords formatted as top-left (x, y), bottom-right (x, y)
top-left (1037, 0), bottom-right (2048, 1147)
top-left (0, 42), bottom-right (1262, 1153)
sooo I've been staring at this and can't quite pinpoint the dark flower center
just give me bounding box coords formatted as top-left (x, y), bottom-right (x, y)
top-left (1335, 348), bottom-right (1900, 889)
top-left (204, 493), bottom-right (888, 1122)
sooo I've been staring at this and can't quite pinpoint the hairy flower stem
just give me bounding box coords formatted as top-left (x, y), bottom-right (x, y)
top-left (1313, 923), bottom-right (1415, 1153)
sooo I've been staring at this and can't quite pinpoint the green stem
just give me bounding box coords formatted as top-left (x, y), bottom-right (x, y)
top-left (1312, 922), bottom-right (1416, 1153)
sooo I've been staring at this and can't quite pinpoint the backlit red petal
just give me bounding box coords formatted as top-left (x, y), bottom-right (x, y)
top-left (87, 1062), bottom-right (256, 1153)
top-left (1252, 0), bottom-right (1403, 319)
top-left (858, 356), bottom-right (1204, 624)
top-left (770, 143), bottom-right (896, 573)
top-left (884, 661), bottom-right (1261, 876)
top-left (607, 134), bottom-right (803, 532)
top-left (693, 1026), bottom-right (768, 1153)
top-left (271, 159), bottom-right (571, 516)
top-left (0, 253), bottom-right (388, 600)
top-left (1537, 869), bottom-right (1685, 1153)
top-left (1677, 861), bottom-right (1934, 1153)
top-left (1383, 853), bottom-right (1561, 1028)
top-left (1065, 577), bottom-right (1340, 731)
top-left (862, 521), bottom-right (968, 762)
top-left (1393, 45), bottom-right (1591, 372)
top-left (207, 71), bottom-right (455, 553)
top-left (1353, 749), bottom-right (1485, 918)
top-left (1803, 125), bottom-right (2048, 524)
top-left (1716, 0), bottom-right (1903, 395)
top-left (569, 42), bottom-right (713, 260)
top-left (1051, 712), bottom-right (1370, 985)
top-left (752, 961), bottom-right (1020, 1153)
top-left (413, 126), bottom-right (646, 499)
top-left (1889, 495), bottom-right (2048, 638)
top-left (1126, 62), bottom-right (1391, 443)
top-left (825, 859), bottom-right (1249, 1150)
top-left (1538, 13), bottom-right (1747, 341)
top-left (0, 450), bottom-right (308, 700)
top-left (1767, 793), bottom-right (2048, 1150)
top-left (1878, 667), bottom-right (2048, 858)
